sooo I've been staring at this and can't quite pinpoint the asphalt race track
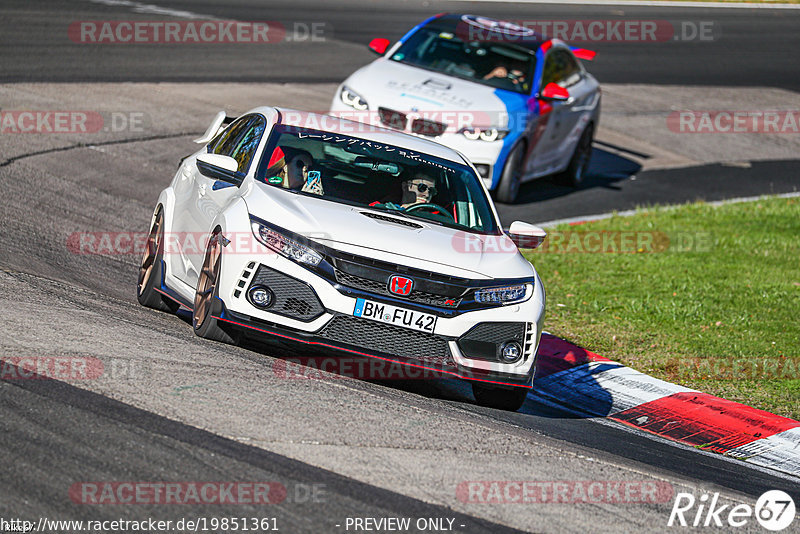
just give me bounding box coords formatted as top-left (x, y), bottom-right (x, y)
top-left (1, 1), bottom-right (799, 533)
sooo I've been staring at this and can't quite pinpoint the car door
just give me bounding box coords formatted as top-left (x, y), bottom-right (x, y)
top-left (525, 46), bottom-right (578, 177)
top-left (172, 114), bottom-right (266, 287)
top-left (548, 48), bottom-right (594, 171)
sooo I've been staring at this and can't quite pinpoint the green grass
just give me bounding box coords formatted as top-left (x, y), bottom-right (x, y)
top-left (524, 196), bottom-right (800, 420)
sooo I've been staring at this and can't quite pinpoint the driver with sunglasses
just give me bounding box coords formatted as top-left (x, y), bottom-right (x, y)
top-left (399, 175), bottom-right (437, 208)
top-left (369, 173), bottom-right (453, 222)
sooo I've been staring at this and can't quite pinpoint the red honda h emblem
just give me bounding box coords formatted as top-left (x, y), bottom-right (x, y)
top-left (388, 275), bottom-right (414, 296)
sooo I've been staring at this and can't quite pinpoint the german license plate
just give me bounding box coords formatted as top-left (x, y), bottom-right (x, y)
top-left (353, 298), bottom-right (437, 333)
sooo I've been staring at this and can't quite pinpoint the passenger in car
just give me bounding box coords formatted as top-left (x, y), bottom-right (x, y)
top-left (264, 146), bottom-right (324, 195)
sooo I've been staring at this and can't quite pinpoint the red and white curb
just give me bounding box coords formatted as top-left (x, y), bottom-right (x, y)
top-left (534, 334), bottom-right (800, 478)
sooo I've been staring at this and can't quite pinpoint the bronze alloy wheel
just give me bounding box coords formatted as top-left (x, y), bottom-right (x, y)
top-left (193, 233), bottom-right (221, 330)
top-left (138, 211), bottom-right (163, 296)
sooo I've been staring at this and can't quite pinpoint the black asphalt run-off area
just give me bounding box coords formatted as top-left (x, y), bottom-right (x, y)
top-left (1, 1), bottom-right (800, 532)
top-left (3, 0), bottom-right (800, 89)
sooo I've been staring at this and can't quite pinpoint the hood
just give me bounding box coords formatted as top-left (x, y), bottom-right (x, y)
top-left (244, 183), bottom-right (534, 280)
top-left (346, 59), bottom-right (530, 131)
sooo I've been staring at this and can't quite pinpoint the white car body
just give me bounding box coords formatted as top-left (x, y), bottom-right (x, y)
top-left (140, 107), bottom-right (546, 406)
top-left (329, 14), bottom-right (601, 200)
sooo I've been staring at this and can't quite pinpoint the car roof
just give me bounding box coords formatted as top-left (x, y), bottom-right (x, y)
top-left (263, 107), bottom-right (468, 164)
top-left (422, 14), bottom-right (546, 54)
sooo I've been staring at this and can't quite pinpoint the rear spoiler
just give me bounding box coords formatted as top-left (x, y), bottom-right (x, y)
top-left (570, 47), bottom-right (596, 61)
top-left (193, 111), bottom-right (237, 144)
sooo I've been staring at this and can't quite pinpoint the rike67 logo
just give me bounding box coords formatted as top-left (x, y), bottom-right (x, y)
top-left (668, 490), bottom-right (796, 531)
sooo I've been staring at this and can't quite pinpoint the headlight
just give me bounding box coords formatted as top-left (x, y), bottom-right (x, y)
top-left (479, 129), bottom-right (500, 142)
top-left (474, 284), bottom-right (529, 304)
top-left (251, 221), bottom-right (323, 267)
top-left (340, 86), bottom-right (369, 111)
top-left (458, 127), bottom-right (508, 142)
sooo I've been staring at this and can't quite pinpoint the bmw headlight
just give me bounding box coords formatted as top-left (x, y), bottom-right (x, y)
top-left (251, 221), bottom-right (323, 267)
top-left (458, 127), bottom-right (508, 142)
top-left (340, 86), bottom-right (369, 111)
top-left (474, 284), bottom-right (530, 304)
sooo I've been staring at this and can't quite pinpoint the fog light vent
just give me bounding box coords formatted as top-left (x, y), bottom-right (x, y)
top-left (499, 341), bottom-right (523, 363)
top-left (248, 285), bottom-right (274, 309)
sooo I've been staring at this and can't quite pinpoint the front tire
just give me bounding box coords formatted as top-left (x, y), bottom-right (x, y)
top-left (193, 230), bottom-right (237, 344)
top-left (472, 383), bottom-right (529, 411)
top-left (495, 142), bottom-right (525, 204)
top-left (558, 124), bottom-right (593, 187)
top-left (137, 207), bottom-right (178, 313)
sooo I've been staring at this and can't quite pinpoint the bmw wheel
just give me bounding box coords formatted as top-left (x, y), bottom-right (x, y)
top-left (495, 142), bottom-right (525, 204)
top-left (559, 124), bottom-right (593, 187)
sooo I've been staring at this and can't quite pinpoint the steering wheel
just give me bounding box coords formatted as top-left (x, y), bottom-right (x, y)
top-left (405, 202), bottom-right (455, 222)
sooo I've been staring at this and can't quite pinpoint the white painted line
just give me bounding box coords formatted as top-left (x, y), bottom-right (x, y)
top-left (534, 361), bottom-right (694, 415)
top-left (448, 0), bottom-right (800, 10)
top-left (725, 426), bottom-right (800, 477)
top-left (88, 0), bottom-right (217, 20)
top-left (86, 0), bottom-right (314, 41)
top-left (537, 191), bottom-right (800, 228)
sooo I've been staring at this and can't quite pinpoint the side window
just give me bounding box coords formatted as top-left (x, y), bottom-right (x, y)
top-left (540, 51), bottom-right (563, 88)
top-left (207, 115), bottom-right (266, 173)
top-left (209, 116), bottom-right (251, 156)
top-left (559, 50), bottom-right (582, 88)
top-left (540, 49), bottom-right (582, 90)
top-left (228, 116), bottom-right (266, 173)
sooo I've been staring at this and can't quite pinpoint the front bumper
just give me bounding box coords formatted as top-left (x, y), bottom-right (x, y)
top-left (217, 307), bottom-right (537, 388)
top-left (216, 250), bottom-right (544, 389)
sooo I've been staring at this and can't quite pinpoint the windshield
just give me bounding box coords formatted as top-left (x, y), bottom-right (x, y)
top-left (255, 125), bottom-right (500, 234)
top-left (389, 27), bottom-right (536, 94)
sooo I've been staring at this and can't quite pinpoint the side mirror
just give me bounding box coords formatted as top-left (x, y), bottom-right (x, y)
top-left (196, 153), bottom-right (242, 185)
top-left (507, 221), bottom-right (547, 249)
top-left (539, 83), bottom-right (570, 102)
top-left (368, 38), bottom-right (391, 55)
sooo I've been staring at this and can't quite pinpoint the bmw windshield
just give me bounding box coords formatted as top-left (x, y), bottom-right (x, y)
top-left (256, 125), bottom-right (500, 235)
top-left (389, 27), bottom-right (536, 94)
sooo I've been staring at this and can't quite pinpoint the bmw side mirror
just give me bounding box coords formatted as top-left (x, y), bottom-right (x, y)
top-left (539, 83), bottom-right (570, 102)
top-left (507, 221), bottom-right (547, 249)
top-left (196, 153), bottom-right (243, 185)
top-left (368, 38), bottom-right (391, 55)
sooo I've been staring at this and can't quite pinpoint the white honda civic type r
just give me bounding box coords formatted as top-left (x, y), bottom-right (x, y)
top-left (137, 107), bottom-right (547, 411)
